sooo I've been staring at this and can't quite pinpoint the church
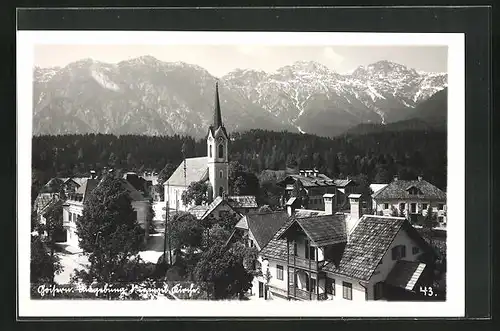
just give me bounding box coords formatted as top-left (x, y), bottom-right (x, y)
top-left (164, 81), bottom-right (230, 212)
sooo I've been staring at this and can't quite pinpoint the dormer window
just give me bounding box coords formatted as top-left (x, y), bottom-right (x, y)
top-left (407, 186), bottom-right (422, 195)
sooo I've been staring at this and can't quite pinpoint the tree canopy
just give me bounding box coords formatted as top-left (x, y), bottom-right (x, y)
top-left (181, 180), bottom-right (210, 206)
top-left (75, 175), bottom-right (145, 283)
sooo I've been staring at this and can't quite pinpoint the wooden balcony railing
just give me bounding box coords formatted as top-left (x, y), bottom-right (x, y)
top-left (288, 255), bottom-right (320, 272)
top-left (288, 284), bottom-right (318, 301)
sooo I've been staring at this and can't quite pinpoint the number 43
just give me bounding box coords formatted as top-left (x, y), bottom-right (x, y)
top-left (419, 286), bottom-right (435, 297)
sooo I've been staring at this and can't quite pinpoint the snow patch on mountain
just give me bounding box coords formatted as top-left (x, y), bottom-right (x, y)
top-left (90, 69), bottom-right (120, 92)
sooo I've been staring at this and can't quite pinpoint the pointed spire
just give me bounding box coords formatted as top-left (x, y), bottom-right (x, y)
top-left (213, 80), bottom-right (223, 129)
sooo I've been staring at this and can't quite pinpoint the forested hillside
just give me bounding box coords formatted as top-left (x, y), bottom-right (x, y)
top-left (31, 129), bottom-right (447, 199)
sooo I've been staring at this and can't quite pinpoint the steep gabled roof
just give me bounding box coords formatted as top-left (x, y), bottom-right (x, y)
top-left (322, 216), bottom-right (406, 281)
top-left (278, 214), bottom-right (347, 247)
top-left (245, 211), bottom-right (289, 250)
top-left (373, 179), bottom-right (446, 201)
top-left (165, 157), bottom-right (209, 187)
top-left (259, 217), bottom-right (296, 261)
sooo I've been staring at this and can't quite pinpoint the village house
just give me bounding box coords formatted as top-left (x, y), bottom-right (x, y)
top-left (372, 175), bottom-right (447, 226)
top-left (278, 171), bottom-right (357, 212)
top-left (253, 193), bottom-right (437, 301)
top-left (163, 81), bottom-right (257, 215)
top-left (187, 196), bottom-right (241, 222)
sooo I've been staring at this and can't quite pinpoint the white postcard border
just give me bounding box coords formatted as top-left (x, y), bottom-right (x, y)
top-left (17, 31), bottom-right (464, 317)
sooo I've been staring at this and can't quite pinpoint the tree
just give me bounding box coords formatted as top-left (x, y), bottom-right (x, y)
top-left (75, 176), bottom-right (145, 283)
top-left (181, 180), bottom-right (210, 206)
top-left (40, 200), bottom-right (65, 264)
top-left (169, 212), bottom-right (204, 250)
top-left (30, 234), bottom-right (62, 285)
top-left (194, 242), bottom-right (255, 300)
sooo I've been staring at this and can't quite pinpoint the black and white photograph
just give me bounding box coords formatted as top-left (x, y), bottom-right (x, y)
top-left (17, 30), bottom-right (465, 317)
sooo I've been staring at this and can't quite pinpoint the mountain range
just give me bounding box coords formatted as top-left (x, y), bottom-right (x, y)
top-left (32, 56), bottom-right (447, 138)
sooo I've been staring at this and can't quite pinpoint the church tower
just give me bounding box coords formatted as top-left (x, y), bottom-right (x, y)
top-left (207, 81), bottom-right (229, 199)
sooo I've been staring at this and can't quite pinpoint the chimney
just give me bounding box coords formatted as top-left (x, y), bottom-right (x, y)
top-left (323, 193), bottom-right (335, 215)
top-left (313, 169), bottom-right (319, 177)
top-left (90, 170), bottom-right (96, 179)
top-left (393, 175), bottom-right (399, 182)
top-left (418, 175), bottom-right (423, 181)
top-left (299, 170), bottom-right (305, 176)
top-left (346, 194), bottom-right (363, 233)
top-left (286, 198), bottom-right (296, 217)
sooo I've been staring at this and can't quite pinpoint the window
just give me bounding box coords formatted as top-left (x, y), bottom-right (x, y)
top-left (438, 204), bottom-right (444, 210)
top-left (399, 202), bottom-right (406, 210)
top-left (219, 170), bottom-right (223, 179)
top-left (383, 203), bottom-right (389, 210)
top-left (133, 211), bottom-right (138, 221)
top-left (276, 265), bottom-right (284, 280)
top-left (438, 216), bottom-right (444, 223)
top-left (374, 282), bottom-right (384, 300)
top-left (309, 246), bottom-right (316, 261)
top-left (293, 242), bottom-right (298, 256)
top-left (326, 278), bottom-right (335, 295)
top-left (258, 282), bottom-right (264, 298)
top-left (412, 247), bottom-right (420, 255)
top-left (343, 282), bottom-right (352, 300)
top-left (391, 245), bottom-right (406, 260)
top-left (410, 203), bottom-right (417, 213)
top-left (310, 278), bottom-right (317, 293)
top-left (209, 144), bottom-right (212, 158)
top-left (218, 144), bottom-right (224, 158)
top-left (422, 203), bottom-right (428, 210)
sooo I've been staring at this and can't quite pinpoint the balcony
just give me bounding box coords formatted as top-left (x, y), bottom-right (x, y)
top-left (288, 255), bottom-right (321, 272)
top-left (288, 283), bottom-right (320, 301)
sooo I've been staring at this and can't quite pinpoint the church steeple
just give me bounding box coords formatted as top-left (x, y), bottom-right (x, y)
top-left (213, 80), bottom-right (223, 129)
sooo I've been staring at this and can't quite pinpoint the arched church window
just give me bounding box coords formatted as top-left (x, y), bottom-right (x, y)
top-left (219, 186), bottom-right (224, 197)
top-left (218, 144), bottom-right (224, 158)
top-left (219, 170), bottom-right (223, 179)
top-left (209, 144), bottom-right (212, 158)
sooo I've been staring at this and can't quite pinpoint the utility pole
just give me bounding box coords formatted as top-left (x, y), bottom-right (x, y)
top-left (163, 183), bottom-right (171, 265)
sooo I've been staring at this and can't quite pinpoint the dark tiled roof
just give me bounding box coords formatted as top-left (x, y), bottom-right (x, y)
top-left (280, 174), bottom-right (336, 188)
top-left (188, 205), bottom-right (210, 220)
top-left (122, 180), bottom-right (147, 201)
top-left (373, 179), bottom-right (446, 201)
top-left (259, 217), bottom-right (295, 261)
top-left (322, 216), bottom-right (404, 281)
top-left (385, 260), bottom-right (427, 291)
top-left (279, 214), bottom-right (347, 247)
top-left (333, 179), bottom-right (355, 187)
top-left (294, 209), bottom-right (326, 218)
top-left (165, 157), bottom-right (208, 187)
top-left (227, 195), bottom-right (258, 208)
top-left (76, 178), bottom-right (99, 202)
top-left (202, 196), bottom-right (224, 219)
top-left (246, 211), bottom-right (289, 250)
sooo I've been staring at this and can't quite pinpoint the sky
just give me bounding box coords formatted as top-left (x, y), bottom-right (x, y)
top-left (34, 44), bottom-right (448, 76)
